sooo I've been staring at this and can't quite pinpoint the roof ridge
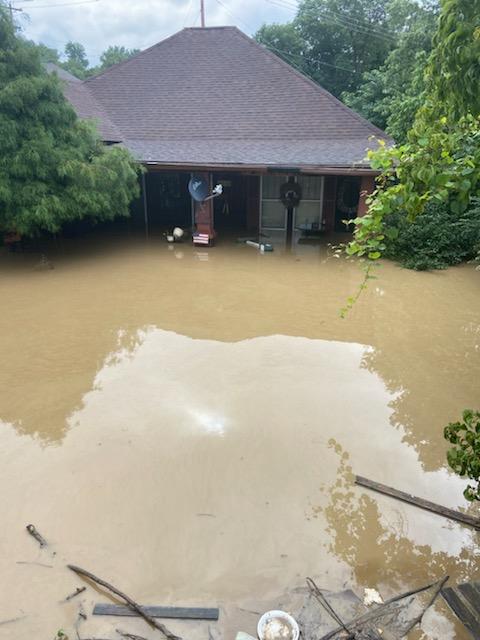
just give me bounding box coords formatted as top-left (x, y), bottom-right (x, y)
top-left (184, 26), bottom-right (237, 30)
top-left (230, 27), bottom-right (388, 139)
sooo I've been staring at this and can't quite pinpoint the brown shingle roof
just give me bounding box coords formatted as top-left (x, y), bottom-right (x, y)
top-left (76, 27), bottom-right (389, 168)
top-left (44, 63), bottom-right (122, 142)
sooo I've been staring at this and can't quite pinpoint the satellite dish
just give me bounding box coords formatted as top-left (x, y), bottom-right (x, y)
top-left (188, 175), bottom-right (209, 202)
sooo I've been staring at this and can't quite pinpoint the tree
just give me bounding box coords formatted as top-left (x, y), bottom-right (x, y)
top-left (98, 45), bottom-right (139, 70)
top-left (255, 23), bottom-right (308, 75)
top-left (444, 411), bottom-right (480, 501)
top-left (34, 42), bottom-right (60, 64)
top-left (86, 45), bottom-right (140, 77)
top-left (342, 1), bottom-right (438, 142)
top-left (428, 0), bottom-right (480, 119)
top-left (347, 0), bottom-right (480, 262)
top-left (0, 7), bottom-right (141, 237)
top-left (295, 0), bottom-right (394, 96)
top-left (256, 0), bottom-right (398, 97)
top-left (62, 40), bottom-right (89, 79)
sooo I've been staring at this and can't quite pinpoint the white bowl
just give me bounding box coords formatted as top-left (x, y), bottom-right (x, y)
top-left (257, 610), bottom-right (299, 640)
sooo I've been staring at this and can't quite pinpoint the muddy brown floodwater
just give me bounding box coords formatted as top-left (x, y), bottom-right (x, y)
top-left (0, 233), bottom-right (479, 640)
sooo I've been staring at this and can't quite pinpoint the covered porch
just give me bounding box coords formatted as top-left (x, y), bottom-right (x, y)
top-left (140, 165), bottom-right (376, 249)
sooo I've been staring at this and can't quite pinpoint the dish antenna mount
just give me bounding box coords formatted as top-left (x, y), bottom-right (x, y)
top-left (188, 175), bottom-right (223, 203)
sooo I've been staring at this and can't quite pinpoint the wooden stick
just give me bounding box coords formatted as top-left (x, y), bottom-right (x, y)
top-left (67, 565), bottom-right (181, 640)
top-left (64, 587), bottom-right (86, 602)
top-left (26, 524), bottom-right (48, 547)
top-left (16, 561), bottom-right (53, 568)
top-left (320, 577), bottom-right (448, 640)
top-left (116, 629), bottom-right (149, 640)
top-left (355, 476), bottom-right (480, 530)
top-left (0, 616), bottom-right (27, 626)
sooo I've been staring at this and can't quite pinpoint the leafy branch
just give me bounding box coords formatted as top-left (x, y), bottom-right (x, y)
top-left (444, 410), bottom-right (480, 502)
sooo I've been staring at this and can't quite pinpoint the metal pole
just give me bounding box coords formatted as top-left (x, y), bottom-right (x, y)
top-left (142, 172), bottom-right (149, 239)
top-left (7, 3), bottom-right (22, 26)
top-left (200, 0), bottom-right (205, 28)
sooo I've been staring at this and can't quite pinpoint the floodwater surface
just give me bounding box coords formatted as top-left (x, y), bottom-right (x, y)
top-left (0, 234), bottom-right (479, 639)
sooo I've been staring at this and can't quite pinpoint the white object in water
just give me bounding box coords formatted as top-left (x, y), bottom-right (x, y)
top-left (257, 610), bottom-right (299, 640)
top-left (173, 227), bottom-right (184, 239)
top-left (363, 588), bottom-right (384, 606)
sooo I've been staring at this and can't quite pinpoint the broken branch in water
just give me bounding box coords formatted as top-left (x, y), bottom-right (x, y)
top-left (26, 524), bottom-right (48, 547)
top-left (67, 565), bottom-right (181, 640)
top-left (16, 561), bottom-right (53, 568)
top-left (116, 629), bottom-right (149, 640)
top-left (75, 603), bottom-right (87, 640)
top-left (64, 587), bottom-right (87, 602)
top-left (0, 616), bottom-right (27, 626)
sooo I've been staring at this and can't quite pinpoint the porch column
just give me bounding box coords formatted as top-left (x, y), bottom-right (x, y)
top-left (142, 171), bottom-right (149, 238)
top-left (357, 175), bottom-right (376, 217)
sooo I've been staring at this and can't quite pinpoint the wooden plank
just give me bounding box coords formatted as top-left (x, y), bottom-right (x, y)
top-left (442, 587), bottom-right (480, 639)
top-left (355, 476), bottom-right (480, 530)
top-left (459, 583), bottom-right (480, 612)
top-left (471, 582), bottom-right (480, 601)
top-left (93, 604), bottom-right (219, 621)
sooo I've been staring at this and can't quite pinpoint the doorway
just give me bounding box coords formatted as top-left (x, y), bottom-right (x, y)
top-left (212, 173), bottom-right (248, 231)
top-left (334, 177), bottom-right (361, 232)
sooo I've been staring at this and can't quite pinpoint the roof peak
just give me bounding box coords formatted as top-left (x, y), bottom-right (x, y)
top-left (183, 26), bottom-right (238, 30)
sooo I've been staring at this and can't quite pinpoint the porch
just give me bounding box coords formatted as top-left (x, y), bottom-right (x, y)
top-left (139, 167), bottom-right (375, 249)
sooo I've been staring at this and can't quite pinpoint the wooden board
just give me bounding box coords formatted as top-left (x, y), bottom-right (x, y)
top-left (442, 582), bottom-right (480, 639)
top-left (93, 604), bottom-right (219, 620)
top-left (355, 476), bottom-right (480, 530)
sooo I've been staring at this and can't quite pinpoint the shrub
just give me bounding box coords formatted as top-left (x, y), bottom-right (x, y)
top-left (384, 199), bottom-right (480, 270)
top-left (444, 410), bottom-right (480, 502)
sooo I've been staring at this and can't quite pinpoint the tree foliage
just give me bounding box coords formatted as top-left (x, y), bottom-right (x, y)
top-left (29, 40), bottom-right (139, 79)
top-left (342, 2), bottom-right (438, 142)
top-left (384, 199), bottom-right (480, 269)
top-left (444, 410), bottom-right (480, 501)
top-left (0, 7), bottom-right (140, 236)
top-left (348, 0), bottom-right (480, 263)
top-left (428, 0), bottom-right (480, 119)
top-left (62, 41), bottom-right (89, 79)
top-left (97, 45), bottom-right (140, 72)
top-left (34, 42), bottom-right (60, 64)
top-left (256, 0), bottom-right (397, 98)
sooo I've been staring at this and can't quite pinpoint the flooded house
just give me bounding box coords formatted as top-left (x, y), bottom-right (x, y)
top-left (53, 26), bottom-right (390, 243)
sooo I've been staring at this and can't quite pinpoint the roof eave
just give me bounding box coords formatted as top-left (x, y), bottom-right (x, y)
top-left (141, 160), bottom-right (380, 175)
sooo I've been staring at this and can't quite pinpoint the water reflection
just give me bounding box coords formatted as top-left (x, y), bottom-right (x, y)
top-left (1, 237), bottom-right (479, 465)
top-left (321, 442), bottom-right (476, 590)
top-left (0, 315), bottom-right (477, 639)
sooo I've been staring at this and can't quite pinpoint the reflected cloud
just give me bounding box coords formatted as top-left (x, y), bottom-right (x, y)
top-left (188, 409), bottom-right (228, 436)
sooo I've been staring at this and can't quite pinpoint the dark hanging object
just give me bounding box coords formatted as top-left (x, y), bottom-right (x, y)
top-left (336, 177), bottom-right (360, 215)
top-left (188, 175), bottom-right (209, 202)
top-left (280, 181), bottom-right (302, 207)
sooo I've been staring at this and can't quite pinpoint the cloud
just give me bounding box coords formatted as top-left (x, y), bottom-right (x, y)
top-left (16, 0), bottom-right (294, 63)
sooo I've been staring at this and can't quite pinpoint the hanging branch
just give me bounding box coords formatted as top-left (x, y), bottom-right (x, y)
top-left (67, 565), bottom-right (182, 640)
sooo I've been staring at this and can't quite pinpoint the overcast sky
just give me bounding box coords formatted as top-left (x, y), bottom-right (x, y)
top-left (14, 0), bottom-right (295, 64)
